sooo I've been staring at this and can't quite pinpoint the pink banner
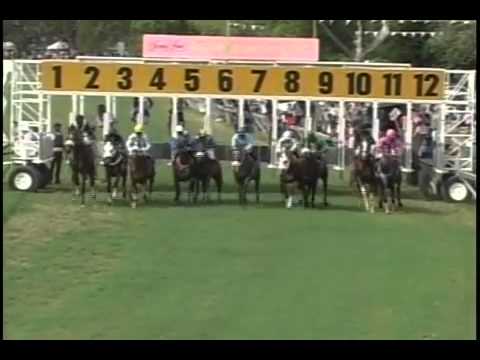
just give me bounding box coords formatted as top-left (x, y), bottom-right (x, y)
top-left (143, 35), bottom-right (319, 61)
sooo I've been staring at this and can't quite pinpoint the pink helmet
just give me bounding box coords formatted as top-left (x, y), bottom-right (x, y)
top-left (386, 129), bottom-right (396, 139)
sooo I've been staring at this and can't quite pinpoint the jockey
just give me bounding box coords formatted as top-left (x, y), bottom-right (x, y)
top-left (276, 129), bottom-right (300, 160)
top-left (170, 125), bottom-right (194, 162)
top-left (193, 128), bottom-right (216, 160)
top-left (104, 126), bottom-right (126, 155)
top-left (302, 131), bottom-right (335, 160)
top-left (126, 123), bottom-right (151, 157)
top-left (231, 126), bottom-right (256, 164)
top-left (353, 123), bottom-right (376, 158)
top-left (69, 114), bottom-right (95, 138)
top-left (375, 129), bottom-right (404, 161)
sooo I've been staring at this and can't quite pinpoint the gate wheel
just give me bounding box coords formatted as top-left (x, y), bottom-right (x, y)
top-left (8, 165), bottom-right (40, 192)
top-left (444, 176), bottom-right (471, 203)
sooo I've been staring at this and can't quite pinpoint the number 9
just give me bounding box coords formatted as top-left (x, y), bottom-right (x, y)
top-left (318, 72), bottom-right (333, 94)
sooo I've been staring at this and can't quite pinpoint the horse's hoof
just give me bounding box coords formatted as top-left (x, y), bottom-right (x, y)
top-left (324, 202), bottom-right (329, 207)
top-left (398, 203), bottom-right (403, 208)
top-left (131, 203), bottom-right (137, 209)
top-left (80, 204), bottom-right (86, 208)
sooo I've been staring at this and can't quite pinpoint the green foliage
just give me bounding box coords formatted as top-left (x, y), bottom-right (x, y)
top-left (4, 20), bottom-right (476, 69)
top-left (424, 22), bottom-right (476, 69)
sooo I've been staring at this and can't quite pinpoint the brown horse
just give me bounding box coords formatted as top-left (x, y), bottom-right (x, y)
top-left (376, 152), bottom-right (403, 214)
top-left (191, 151), bottom-right (223, 203)
top-left (172, 150), bottom-right (196, 203)
top-left (300, 149), bottom-right (329, 207)
top-left (64, 129), bottom-right (96, 206)
top-left (351, 139), bottom-right (377, 213)
top-left (232, 148), bottom-right (260, 204)
top-left (128, 151), bottom-right (155, 208)
top-left (102, 140), bottom-right (127, 205)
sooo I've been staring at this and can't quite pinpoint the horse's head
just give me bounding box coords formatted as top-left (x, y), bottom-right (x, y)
top-left (300, 147), bottom-right (314, 160)
top-left (355, 139), bottom-right (372, 161)
top-left (194, 151), bottom-right (207, 163)
top-left (278, 147), bottom-right (291, 170)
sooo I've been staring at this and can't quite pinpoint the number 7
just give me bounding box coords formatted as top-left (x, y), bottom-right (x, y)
top-left (251, 70), bottom-right (267, 93)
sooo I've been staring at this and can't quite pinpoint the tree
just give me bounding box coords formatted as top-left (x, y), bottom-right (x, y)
top-left (424, 22), bottom-right (476, 69)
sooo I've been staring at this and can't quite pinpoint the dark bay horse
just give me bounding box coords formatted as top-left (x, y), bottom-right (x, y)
top-left (191, 151), bottom-right (223, 203)
top-left (351, 139), bottom-right (377, 213)
top-left (232, 148), bottom-right (260, 204)
top-left (128, 150), bottom-right (155, 208)
top-left (102, 140), bottom-right (127, 205)
top-left (172, 150), bottom-right (196, 202)
top-left (376, 152), bottom-right (403, 214)
top-left (64, 129), bottom-right (96, 206)
top-left (300, 148), bottom-right (329, 207)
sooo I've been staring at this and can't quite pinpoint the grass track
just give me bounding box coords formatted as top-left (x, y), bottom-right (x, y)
top-left (3, 163), bottom-right (475, 339)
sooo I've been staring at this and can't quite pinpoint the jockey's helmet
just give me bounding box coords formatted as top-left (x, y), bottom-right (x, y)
top-left (134, 123), bottom-right (144, 134)
top-left (75, 114), bottom-right (84, 125)
top-left (386, 129), bottom-right (396, 139)
top-left (284, 130), bottom-right (294, 138)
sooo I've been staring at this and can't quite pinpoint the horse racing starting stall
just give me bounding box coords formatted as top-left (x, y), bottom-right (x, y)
top-left (3, 57), bottom-right (476, 202)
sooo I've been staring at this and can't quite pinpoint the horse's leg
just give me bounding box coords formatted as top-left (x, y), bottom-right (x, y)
top-left (130, 179), bottom-right (138, 208)
top-left (312, 180), bottom-right (318, 208)
top-left (80, 174), bottom-right (86, 206)
top-left (107, 172), bottom-right (113, 205)
top-left (396, 176), bottom-right (403, 208)
top-left (323, 173), bottom-right (329, 207)
top-left (175, 177), bottom-right (181, 203)
top-left (255, 175), bottom-right (260, 204)
top-left (286, 183), bottom-right (294, 209)
top-left (303, 184), bottom-right (309, 208)
top-left (369, 190), bottom-right (376, 213)
top-left (215, 173), bottom-right (222, 202)
top-left (202, 178), bottom-right (208, 202)
top-left (72, 171), bottom-right (80, 198)
top-left (388, 184), bottom-right (395, 214)
top-left (193, 180), bottom-right (199, 204)
top-left (360, 183), bottom-right (369, 212)
top-left (90, 172), bottom-right (96, 201)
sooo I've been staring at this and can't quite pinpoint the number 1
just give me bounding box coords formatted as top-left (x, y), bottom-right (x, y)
top-left (52, 65), bottom-right (62, 88)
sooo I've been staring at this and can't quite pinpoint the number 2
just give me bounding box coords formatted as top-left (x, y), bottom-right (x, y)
top-left (85, 66), bottom-right (100, 89)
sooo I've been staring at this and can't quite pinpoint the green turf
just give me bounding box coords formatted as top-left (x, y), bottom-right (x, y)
top-left (3, 163), bottom-right (476, 340)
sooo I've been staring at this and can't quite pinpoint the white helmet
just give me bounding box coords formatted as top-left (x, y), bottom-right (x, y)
top-left (285, 130), bottom-right (294, 138)
top-left (175, 125), bottom-right (184, 133)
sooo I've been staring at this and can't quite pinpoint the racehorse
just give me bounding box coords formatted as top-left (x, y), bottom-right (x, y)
top-left (300, 148), bottom-right (329, 207)
top-left (191, 151), bottom-right (223, 203)
top-left (376, 151), bottom-right (403, 214)
top-left (172, 149), bottom-right (197, 203)
top-left (351, 139), bottom-right (377, 213)
top-left (232, 148), bottom-right (260, 204)
top-left (102, 140), bottom-right (127, 205)
top-left (279, 148), bottom-right (302, 208)
top-left (64, 128), bottom-right (96, 206)
top-left (128, 150), bottom-right (155, 208)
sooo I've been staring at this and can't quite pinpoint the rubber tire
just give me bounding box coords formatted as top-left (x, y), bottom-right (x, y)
top-left (443, 176), bottom-right (471, 203)
top-left (8, 165), bottom-right (40, 192)
top-left (34, 163), bottom-right (51, 189)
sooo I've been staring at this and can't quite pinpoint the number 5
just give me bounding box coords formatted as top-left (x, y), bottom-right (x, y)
top-left (185, 69), bottom-right (200, 91)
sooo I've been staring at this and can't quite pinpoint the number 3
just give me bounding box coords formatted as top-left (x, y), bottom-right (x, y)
top-left (117, 67), bottom-right (133, 90)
